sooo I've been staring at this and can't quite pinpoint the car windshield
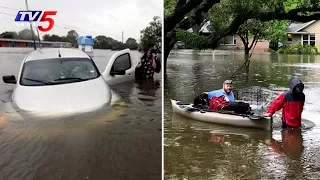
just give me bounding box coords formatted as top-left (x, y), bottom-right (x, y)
top-left (20, 57), bottom-right (100, 86)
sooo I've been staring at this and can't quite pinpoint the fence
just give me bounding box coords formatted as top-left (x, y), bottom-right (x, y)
top-left (233, 86), bottom-right (283, 110)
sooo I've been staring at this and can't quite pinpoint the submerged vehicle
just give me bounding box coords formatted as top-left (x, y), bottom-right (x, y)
top-left (171, 99), bottom-right (273, 130)
top-left (2, 48), bottom-right (135, 114)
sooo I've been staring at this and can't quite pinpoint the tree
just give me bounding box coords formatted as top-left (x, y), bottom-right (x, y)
top-left (266, 20), bottom-right (290, 51)
top-left (43, 34), bottom-right (61, 41)
top-left (164, 0), bottom-right (221, 74)
top-left (125, 38), bottom-right (138, 50)
top-left (42, 34), bottom-right (70, 42)
top-left (66, 30), bottom-right (79, 47)
top-left (139, 16), bottom-right (162, 52)
top-left (164, 0), bottom-right (320, 74)
top-left (0, 31), bottom-right (19, 39)
top-left (94, 35), bottom-right (118, 49)
top-left (237, 20), bottom-right (269, 55)
top-left (17, 28), bottom-right (38, 40)
top-left (93, 35), bottom-right (131, 50)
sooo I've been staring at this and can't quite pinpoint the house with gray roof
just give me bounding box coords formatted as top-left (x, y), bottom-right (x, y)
top-left (286, 20), bottom-right (319, 48)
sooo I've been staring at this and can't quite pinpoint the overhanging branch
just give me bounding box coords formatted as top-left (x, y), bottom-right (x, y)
top-left (254, 7), bottom-right (320, 22)
top-left (165, 0), bottom-right (205, 35)
top-left (179, 7), bottom-right (320, 49)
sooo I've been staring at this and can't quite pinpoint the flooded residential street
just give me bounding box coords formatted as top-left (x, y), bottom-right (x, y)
top-left (0, 48), bottom-right (162, 180)
top-left (164, 50), bottom-right (320, 179)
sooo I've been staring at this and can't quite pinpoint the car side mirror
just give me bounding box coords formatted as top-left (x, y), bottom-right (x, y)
top-left (3, 75), bottom-right (17, 84)
top-left (110, 70), bottom-right (126, 76)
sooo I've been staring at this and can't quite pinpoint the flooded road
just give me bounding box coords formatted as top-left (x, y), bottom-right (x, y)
top-left (0, 48), bottom-right (162, 180)
top-left (164, 50), bottom-right (320, 179)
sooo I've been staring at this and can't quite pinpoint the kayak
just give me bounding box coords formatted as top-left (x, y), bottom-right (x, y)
top-left (171, 99), bottom-right (273, 130)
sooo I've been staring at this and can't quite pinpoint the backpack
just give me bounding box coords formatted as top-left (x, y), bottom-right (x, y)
top-left (155, 56), bottom-right (161, 73)
top-left (135, 62), bottom-right (143, 80)
top-left (194, 93), bottom-right (209, 107)
top-left (222, 102), bottom-right (251, 114)
top-left (209, 96), bottom-right (251, 114)
top-left (209, 95), bottom-right (228, 111)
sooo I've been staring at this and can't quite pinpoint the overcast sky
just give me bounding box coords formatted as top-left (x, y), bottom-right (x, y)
top-left (0, 0), bottom-right (162, 42)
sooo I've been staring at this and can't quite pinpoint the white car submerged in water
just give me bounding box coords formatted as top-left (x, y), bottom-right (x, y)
top-left (2, 48), bottom-right (135, 115)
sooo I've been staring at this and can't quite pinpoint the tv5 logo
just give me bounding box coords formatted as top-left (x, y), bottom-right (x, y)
top-left (15, 11), bottom-right (57, 32)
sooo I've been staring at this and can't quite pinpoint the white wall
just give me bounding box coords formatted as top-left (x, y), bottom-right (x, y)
top-left (84, 45), bottom-right (93, 52)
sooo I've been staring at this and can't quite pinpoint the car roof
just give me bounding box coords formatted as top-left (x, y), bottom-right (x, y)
top-left (24, 48), bottom-right (90, 62)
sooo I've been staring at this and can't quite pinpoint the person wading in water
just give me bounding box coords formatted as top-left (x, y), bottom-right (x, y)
top-left (135, 48), bottom-right (157, 80)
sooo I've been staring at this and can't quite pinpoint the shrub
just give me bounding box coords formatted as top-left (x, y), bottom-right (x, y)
top-left (277, 43), bottom-right (319, 54)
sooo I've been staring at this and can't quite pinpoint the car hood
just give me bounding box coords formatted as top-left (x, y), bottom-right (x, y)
top-left (13, 76), bottom-right (112, 113)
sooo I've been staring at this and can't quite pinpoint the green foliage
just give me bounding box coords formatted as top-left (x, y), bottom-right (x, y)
top-left (139, 16), bottom-right (162, 51)
top-left (1, 29), bottom-right (40, 40)
top-left (278, 43), bottom-right (319, 54)
top-left (284, 0), bottom-right (304, 11)
top-left (0, 31), bottom-right (19, 39)
top-left (176, 29), bottom-right (209, 49)
top-left (43, 34), bottom-right (69, 42)
top-left (266, 20), bottom-right (290, 43)
top-left (164, 0), bottom-right (178, 18)
top-left (42, 30), bottom-right (78, 47)
top-left (66, 30), bottom-right (79, 47)
top-left (165, 0), bottom-right (320, 51)
top-left (238, 19), bottom-right (269, 39)
top-left (18, 29), bottom-right (39, 40)
top-left (0, 28), bottom-right (139, 50)
top-left (125, 38), bottom-right (139, 50)
top-left (93, 35), bottom-right (138, 50)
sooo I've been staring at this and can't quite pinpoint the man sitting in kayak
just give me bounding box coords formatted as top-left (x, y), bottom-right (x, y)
top-left (194, 80), bottom-right (235, 107)
top-left (194, 80), bottom-right (251, 114)
top-left (207, 80), bottom-right (235, 102)
top-left (265, 76), bottom-right (305, 128)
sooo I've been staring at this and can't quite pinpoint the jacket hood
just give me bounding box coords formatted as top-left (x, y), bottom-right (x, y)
top-left (289, 76), bottom-right (304, 93)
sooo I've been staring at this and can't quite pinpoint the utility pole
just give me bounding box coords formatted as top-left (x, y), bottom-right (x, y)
top-left (25, 0), bottom-right (37, 50)
top-left (35, 25), bottom-right (41, 47)
top-left (35, 27), bottom-right (41, 48)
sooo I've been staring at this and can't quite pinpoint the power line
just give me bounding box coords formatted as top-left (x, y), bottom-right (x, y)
top-left (0, 5), bottom-right (17, 11)
top-left (0, 11), bottom-right (15, 17)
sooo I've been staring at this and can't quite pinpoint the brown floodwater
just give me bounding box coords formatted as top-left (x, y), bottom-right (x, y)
top-left (164, 50), bottom-right (320, 179)
top-left (0, 48), bottom-right (162, 180)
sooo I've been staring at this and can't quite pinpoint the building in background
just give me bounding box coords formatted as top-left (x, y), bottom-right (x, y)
top-left (77, 35), bottom-right (94, 53)
top-left (0, 38), bottom-right (72, 48)
top-left (286, 20), bottom-right (320, 49)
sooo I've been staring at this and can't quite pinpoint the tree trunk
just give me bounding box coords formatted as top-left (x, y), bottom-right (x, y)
top-left (164, 35), bottom-right (177, 75)
top-left (163, 0), bottom-right (221, 74)
top-left (244, 46), bottom-right (250, 55)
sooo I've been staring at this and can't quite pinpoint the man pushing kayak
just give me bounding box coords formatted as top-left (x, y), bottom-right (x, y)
top-left (265, 76), bottom-right (305, 128)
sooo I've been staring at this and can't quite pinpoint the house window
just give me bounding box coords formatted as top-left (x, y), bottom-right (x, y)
top-left (302, 34), bottom-right (316, 46)
top-left (310, 35), bottom-right (316, 46)
top-left (221, 35), bottom-right (236, 45)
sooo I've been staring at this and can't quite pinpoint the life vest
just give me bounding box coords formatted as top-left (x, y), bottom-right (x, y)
top-left (209, 95), bottom-right (228, 111)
